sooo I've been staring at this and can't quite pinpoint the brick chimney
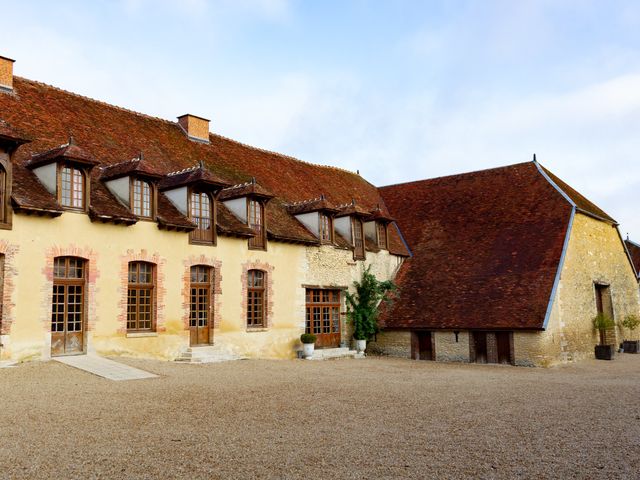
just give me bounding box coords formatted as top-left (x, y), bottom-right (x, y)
top-left (177, 114), bottom-right (210, 143)
top-left (0, 55), bottom-right (15, 92)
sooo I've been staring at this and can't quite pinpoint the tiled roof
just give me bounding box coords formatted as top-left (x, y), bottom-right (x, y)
top-left (0, 76), bottom-right (408, 254)
top-left (379, 162), bottom-right (574, 330)
top-left (27, 138), bottom-right (98, 168)
top-left (625, 240), bottom-right (640, 279)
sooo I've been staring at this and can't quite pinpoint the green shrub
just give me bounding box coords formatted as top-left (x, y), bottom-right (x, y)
top-left (593, 313), bottom-right (615, 345)
top-left (621, 314), bottom-right (640, 332)
top-left (300, 333), bottom-right (317, 344)
top-left (346, 265), bottom-right (397, 341)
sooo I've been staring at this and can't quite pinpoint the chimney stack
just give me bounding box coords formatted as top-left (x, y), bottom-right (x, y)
top-left (0, 55), bottom-right (15, 92)
top-left (177, 114), bottom-right (210, 143)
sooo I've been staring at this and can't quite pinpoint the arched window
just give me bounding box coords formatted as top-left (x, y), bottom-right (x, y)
top-left (190, 191), bottom-right (214, 244)
top-left (59, 165), bottom-right (85, 210)
top-left (131, 178), bottom-right (153, 218)
top-left (247, 269), bottom-right (265, 328)
top-left (190, 265), bottom-right (213, 345)
top-left (127, 261), bottom-right (155, 331)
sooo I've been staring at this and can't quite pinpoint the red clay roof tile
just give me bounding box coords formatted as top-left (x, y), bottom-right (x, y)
top-left (379, 162), bottom-right (573, 330)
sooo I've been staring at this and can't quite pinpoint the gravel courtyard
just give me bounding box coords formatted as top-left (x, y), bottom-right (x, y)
top-left (1, 355), bottom-right (639, 479)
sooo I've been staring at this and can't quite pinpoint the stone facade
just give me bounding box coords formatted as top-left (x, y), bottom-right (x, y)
top-left (373, 212), bottom-right (640, 367)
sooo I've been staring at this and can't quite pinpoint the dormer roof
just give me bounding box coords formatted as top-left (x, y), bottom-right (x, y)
top-left (286, 194), bottom-right (339, 215)
top-left (218, 178), bottom-right (274, 201)
top-left (100, 154), bottom-right (163, 181)
top-left (158, 163), bottom-right (230, 191)
top-left (335, 199), bottom-right (371, 218)
top-left (366, 205), bottom-right (395, 223)
top-left (26, 137), bottom-right (98, 169)
top-left (0, 118), bottom-right (30, 146)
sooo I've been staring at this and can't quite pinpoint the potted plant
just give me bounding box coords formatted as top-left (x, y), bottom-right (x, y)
top-left (346, 266), bottom-right (396, 355)
top-left (620, 314), bottom-right (640, 353)
top-left (593, 313), bottom-right (616, 360)
top-left (300, 333), bottom-right (317, 359)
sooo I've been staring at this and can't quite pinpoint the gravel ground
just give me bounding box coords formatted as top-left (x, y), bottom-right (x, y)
top-left (1, 355), bottom-right (639, 480)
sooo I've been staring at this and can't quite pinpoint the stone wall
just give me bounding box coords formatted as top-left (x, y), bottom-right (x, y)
top-left (543, 213), bottom-right (640, 363)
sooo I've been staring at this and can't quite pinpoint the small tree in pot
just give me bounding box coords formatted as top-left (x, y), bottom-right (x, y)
top-left (346, 266), bottom-right (396, 354)
top-left (300, 333), bottom-right (317, 359)
top-left (620, 314), bottom-right (640, 353)
top-left (593, 313), bottom-right (616, 360)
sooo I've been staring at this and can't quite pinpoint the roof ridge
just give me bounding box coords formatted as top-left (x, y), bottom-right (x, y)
top-left (166, 165), bottom-right (198, 176)
top-left (208, 132), bottom-right (360, 177)
top-left (17, 77), bottom-right (364, 179)
top-left (379, 161), bottom-right (534, 190)
top-left (286, 196), bottom-right (324, 207)
top-left (99, 157), bottom-right (139, 171)
top-left (16, 76), bottom-right (179, 128)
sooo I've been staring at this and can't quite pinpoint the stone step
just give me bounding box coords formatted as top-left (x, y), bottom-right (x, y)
top-left (175, 345), bottom-right (244, 364)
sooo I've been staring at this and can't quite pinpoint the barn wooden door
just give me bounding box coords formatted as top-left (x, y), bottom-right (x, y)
top-left (51, 257), bottom-right (86, 356)
top-left (411, 331), bottom-right (434, 360)
top-left (190, 265), bottom-right (213, 346)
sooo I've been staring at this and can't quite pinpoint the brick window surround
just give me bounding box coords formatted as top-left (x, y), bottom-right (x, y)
top-left (241, 260), bottom-right (274, 331)
top-left (181, 255), bottom-right (223, 332)
top-left (118, 250), bottom-right (166, 334)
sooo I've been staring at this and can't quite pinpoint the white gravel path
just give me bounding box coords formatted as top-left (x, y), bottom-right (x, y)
top-left (0, 355), bottom-right (639, 479)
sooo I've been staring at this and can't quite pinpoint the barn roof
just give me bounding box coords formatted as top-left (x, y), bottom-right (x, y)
top-left (378, 161), bottom-right (615, 330)
top-left (625, 239), bottom-right (640, 280)
top-left (0, 77), bottom-right (409, 255)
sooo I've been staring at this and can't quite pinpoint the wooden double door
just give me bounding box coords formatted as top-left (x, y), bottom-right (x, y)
top-left (305, 289), bottom-right (341, 348)
top-left (472, 331), bottom-right (512, 364)
top-left (51, 257), bottom-right (86, 356)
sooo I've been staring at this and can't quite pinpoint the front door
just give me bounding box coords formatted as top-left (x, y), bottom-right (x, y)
top-left (190, 265), bottom-right (213, 346)
top-left (305, 289), bottom-right (341, 348)
top-left (51, 257), bottom-right (85, 356)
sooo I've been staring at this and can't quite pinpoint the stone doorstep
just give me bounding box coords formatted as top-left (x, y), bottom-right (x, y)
top-left (307, 347), bottom-right (363, 360)
top-left (175, 346), bottom-right (246, 364)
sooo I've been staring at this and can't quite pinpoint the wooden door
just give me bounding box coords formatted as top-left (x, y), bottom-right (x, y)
top-left (472, 332), bottom-right (487, 364)
top-left (190, 266), bottom-right (213, 346)
top-left (305, 289), bottom-right (341, 348)
top-left (51, 257), bottom-right (85, 356)
top-left (496, 332), bottom-right (512, 364)
top-left (411, 331), bottom-right (433, 360)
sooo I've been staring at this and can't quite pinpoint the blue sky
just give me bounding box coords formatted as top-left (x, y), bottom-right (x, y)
top-left (2, 0), bottom-right (640, 238)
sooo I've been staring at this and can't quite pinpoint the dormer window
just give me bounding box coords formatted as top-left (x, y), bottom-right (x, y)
top-left (377, 222), bottom-right (388, 250)
top-left (248, 198), bottom-right (265, 250)
top-left (59, 164), bottom-right (85, 210)
top-left (320, 213), bottom-right (333, 243)
top-left (131, 178), bottom-right (153, 218)
top-left (352, 217), bottom-right (365, 260)
top-left (189, 190), bottom-right (215, 244)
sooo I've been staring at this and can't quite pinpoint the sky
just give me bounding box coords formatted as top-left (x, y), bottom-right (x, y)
top-left (1, 0), bottom-right (640, 238)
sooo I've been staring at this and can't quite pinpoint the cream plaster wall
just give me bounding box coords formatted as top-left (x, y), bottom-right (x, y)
top-left (0, 210), bottom-right (403, 362)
